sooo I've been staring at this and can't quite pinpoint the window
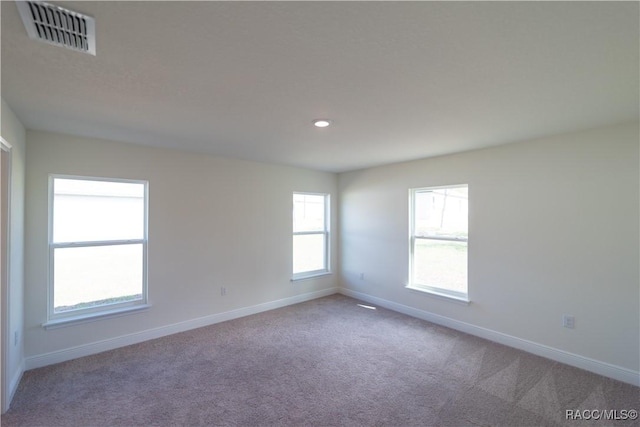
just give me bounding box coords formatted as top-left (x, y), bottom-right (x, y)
top-left (408, 185), bottom-right (468, 301)
top-left (292, 192), bottom-right (329, 280)
top-left (48, 176), bottom-right (148, 322)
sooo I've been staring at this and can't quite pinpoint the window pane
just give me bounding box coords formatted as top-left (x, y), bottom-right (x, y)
top-left (53, 179), bottom-right (145, 243)
top-left (293, 234), bottom-right (325, 274)
top-left (53, 244), bottom-right (143, 312)
top-left (414, 187), bottom-right (468, 239)
top-left (293, 194), bottom-right (325, 232)
top-left (413, 239), bottom-right (467, 294)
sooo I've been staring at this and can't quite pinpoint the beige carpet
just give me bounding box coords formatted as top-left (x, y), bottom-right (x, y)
top-left (3, 294), bottom-right (639, 426)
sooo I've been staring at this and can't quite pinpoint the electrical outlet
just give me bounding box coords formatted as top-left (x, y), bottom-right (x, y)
top-left (359, 273), bottom-right (365, 280)
top-left (14, 331), bottom-right (18, 346)
top-left (562, 314), bottom-right (575, 329)
top-left (221, 287), bottom-right (227, 296)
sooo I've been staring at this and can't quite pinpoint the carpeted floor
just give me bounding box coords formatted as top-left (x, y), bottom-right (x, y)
top-left (2, 294), bottom-right (639, 426)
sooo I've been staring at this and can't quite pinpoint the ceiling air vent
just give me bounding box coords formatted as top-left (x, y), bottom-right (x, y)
top-left (16, 0), bottom-right (95, 55)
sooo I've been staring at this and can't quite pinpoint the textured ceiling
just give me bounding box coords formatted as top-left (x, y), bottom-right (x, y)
top-left (1, 1), bottom-right (638, 172)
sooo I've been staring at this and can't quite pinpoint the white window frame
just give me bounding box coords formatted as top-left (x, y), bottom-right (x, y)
top-left (45, 175), bottom-right (149, 327)
top-left (407, 184), bottom-right (469, 303)
top-left (292, 192), bottom-right (330, 281)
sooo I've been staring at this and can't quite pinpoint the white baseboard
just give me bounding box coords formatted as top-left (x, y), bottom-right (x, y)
top-left (26, 287), bottom-right (339, 371)
top-left (23, 286), bottom-right (640, 387)
top-left (9, 359), bottom-right (24, 401)
top-left (340, 288), bottom-right (640, 387)
top-left (3, 358), bottom-right (24, 413)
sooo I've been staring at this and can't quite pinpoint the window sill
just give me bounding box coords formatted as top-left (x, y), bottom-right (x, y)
top-left (43, 304), bottom-right (152, 330)
top-left (291, 271), bottom-right (332, 282)
top-left (405, 285), bottom-right (470, 305)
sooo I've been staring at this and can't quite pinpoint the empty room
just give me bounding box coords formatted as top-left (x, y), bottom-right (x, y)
top-left (0, 1), bottom-right (639, 426)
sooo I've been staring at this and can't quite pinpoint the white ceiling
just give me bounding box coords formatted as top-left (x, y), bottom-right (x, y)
top-left (2, 1), bottom-right (638, 172)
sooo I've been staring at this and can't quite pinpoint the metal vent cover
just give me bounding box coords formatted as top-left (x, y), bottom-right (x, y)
top-left (16, 1), bottom-right (95, 55)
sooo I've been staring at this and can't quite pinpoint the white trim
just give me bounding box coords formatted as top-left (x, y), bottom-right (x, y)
top-left (291, 271), bottom-right (332, 282)
top-left (408, 184), bottom-right (469, 301)
top-left (47, 175), bottom-right (149, 321)
top-left (0, 139), bottom-right (13, 414)
top-left (52, 239), bottom-right (145, 249)
top-left (26, 287), bottom-right (339, 370)
top-left (340, 288), bottom-right (640, 387)
top-left (292, 192), bottom-right (330, 278)
top-left (43, 304), bottom-right (151, 329)
top-left (415, 235), bottom-right (468, 243)
top-left (405, 284), bottom-right (470, 304)
top-left (7, 359), bottom-right (24, 410)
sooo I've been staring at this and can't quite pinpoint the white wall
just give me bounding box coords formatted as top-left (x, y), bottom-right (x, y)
top-left (0, 98), bottom-right (26, 410)
top-left (339, 122), bottom-right (639, 375)
top-left (17, 121), bottom-right (640, 385)
top-left (25, 130), bottom-right (337, 360)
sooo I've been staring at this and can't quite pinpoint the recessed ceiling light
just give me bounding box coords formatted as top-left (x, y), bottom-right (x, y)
top-left (313, 119), bottom-right (331, 128)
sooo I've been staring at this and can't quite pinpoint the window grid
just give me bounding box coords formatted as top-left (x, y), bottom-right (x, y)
top-left (48, 175), bottom-right (149, 320)
top-left (292, 192), bottom-right (330, 280)
top-left (409, 185), bottom-right (469, 301)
